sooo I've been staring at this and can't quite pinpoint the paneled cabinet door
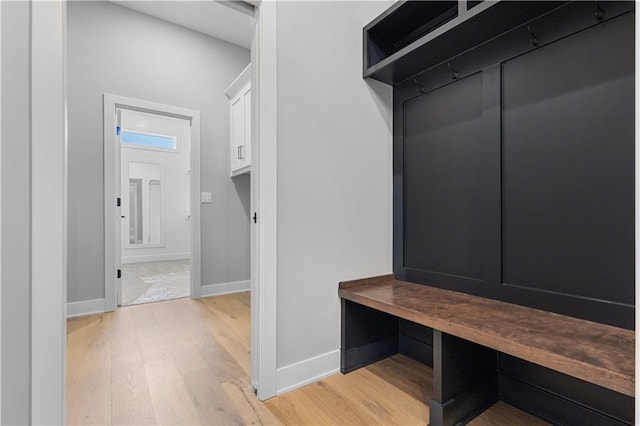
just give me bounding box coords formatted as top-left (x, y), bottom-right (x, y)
top-left (230, 89), bottom-right (246, 175)
top-left (226, 64), bottom-right (251, 177)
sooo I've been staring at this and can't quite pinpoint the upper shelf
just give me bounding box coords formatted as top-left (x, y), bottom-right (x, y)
top-left (363, 1), bottom-right (568, 85)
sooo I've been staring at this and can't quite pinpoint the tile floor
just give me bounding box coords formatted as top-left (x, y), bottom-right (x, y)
top-left (121, 259), bottom-right (190, 306)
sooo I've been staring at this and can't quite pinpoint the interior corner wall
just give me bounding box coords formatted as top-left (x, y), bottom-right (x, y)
top-left (274, 1), bottom-right (394, 391)
top-left (67, 1), bottom-right (251, 304)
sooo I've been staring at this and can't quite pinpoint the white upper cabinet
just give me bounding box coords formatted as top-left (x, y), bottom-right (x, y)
top-left (225, 64), bottom-right (251, 177)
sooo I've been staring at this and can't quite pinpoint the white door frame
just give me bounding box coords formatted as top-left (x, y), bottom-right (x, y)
top-left (31, 1), bottom-right (67, 422)
top-left (103, 94), bottom-right (201, 311)
top-left (251, 1), bottom-right (278, 400)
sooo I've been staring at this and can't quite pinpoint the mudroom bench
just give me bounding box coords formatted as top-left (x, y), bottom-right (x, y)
top-left (339, 275), bottom-right (635, 425)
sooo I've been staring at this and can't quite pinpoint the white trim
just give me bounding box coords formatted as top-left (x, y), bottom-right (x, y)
top-left (190, 113), bottom-right (202, 298)
top-left (218, 0), bottom-right (255, 17)
top-left (66, 299), bottom-right (106, 318)
top-left (251, 1), bottom-right (278, 401)
top-left (103, 94), bottom-right (201, 310)
top-left (110, 95), bottom-right (197, 123)
top-left (103, 94), bottom-right (118, 311)
top-left (200, 280), bottom-right (251, 298)
top-left (276, 350), bottom-right (340, 395)
top-left (122, 252), bottom-right (190, 264)
top-left (31, 2), bottom-right (67, 423)
top-left (249, 5), bottom-right (260, 395)
top-left (231, 164), bottom-right (251, 177)
top-left (0, 1), bottom-right (3, 419)
top-left (225, 64), bottom-right (252, 99)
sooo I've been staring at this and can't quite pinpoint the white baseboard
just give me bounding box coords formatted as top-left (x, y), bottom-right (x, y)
top-left (122, 252), bottom-right (190, 264)
top-left (66, 280), bottom-right (248, 317)
top-left (200, 280), bottom-right (251, 297)
top-left (66, 299), bottom-right (105, 318)
top-left (276, 349), bottom-right (340, 395)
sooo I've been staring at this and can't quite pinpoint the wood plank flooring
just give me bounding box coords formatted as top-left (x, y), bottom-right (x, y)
top-left (67, 292), bottom-right (547, 425)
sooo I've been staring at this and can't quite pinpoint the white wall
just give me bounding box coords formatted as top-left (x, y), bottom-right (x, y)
top-left (67, 1), bottom-right (251, 304)
top-left (274, 1), bottom-right (394, 392)
top-left (1, 2), bottom-right (32, 421)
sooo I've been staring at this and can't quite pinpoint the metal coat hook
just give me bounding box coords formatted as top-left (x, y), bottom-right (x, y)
top-left (448, 63), bottom-right (458, 80)
top-left (414, 78), bottom-right (425, 94)
top-left (595, 1), bottom-right (605, 20)
top-left (527, 25), bottom-right (539, 47)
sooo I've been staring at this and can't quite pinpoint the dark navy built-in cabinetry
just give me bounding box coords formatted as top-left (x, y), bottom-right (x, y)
top-left (344, 1), bottom-right (635, 425)
top-left (383, 0), bottom-right (635, 329)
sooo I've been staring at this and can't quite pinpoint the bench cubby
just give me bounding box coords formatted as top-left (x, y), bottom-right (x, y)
top-left (340, 276), bottom-right (634, 425)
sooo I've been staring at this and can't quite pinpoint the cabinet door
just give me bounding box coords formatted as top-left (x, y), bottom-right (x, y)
top-left (230, 92), bottom-right (244, 173)
top-left (241, 84), bottom-right (251, 168)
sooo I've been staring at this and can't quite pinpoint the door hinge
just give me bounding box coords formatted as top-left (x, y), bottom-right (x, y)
top-left (253, 212), bottom-right (257, 224)
top-left (117, 197), bottom-right (121, 207)
top-left (117, 269), bottom-right (122, 279)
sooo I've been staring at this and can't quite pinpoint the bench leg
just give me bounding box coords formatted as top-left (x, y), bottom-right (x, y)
top-left (429, 331), bottom-right (498, 426)
top-left (341, 299), bottom-right (398, 373)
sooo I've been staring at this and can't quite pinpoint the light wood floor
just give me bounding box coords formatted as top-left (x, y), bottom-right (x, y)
top-left (67, 292), bottom-right (547, 425)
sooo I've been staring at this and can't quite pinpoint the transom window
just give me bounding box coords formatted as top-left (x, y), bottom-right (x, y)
top-left (121, 130), bottom-right (177, 151)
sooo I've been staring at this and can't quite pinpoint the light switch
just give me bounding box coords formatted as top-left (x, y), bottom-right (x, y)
top-left (201, 192), bottom-right (212, 203)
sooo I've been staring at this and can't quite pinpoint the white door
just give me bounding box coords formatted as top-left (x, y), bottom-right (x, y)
top-left (115, 110), bottom-right (123, 305)
top-left (116, 108), bottom-right (191, 305)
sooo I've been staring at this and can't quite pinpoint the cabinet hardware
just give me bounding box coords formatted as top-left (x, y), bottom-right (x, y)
top-left (595, 1), bottom-right (604, 20)
top-left (527, 25), bottom-right (539, 47)
top-left (448, 62), bottom-right (458, 80)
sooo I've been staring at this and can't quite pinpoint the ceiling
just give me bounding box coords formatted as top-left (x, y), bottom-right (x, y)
top-left (111, 1), bottom-right (254, 49)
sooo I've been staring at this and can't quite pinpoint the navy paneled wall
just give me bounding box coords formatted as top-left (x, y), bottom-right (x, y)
top-left (394, 4), bottom-right (635, 329)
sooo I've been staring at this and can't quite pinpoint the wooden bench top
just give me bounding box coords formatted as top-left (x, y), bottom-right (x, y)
top-left (339, 275), bottom-right (635, 397)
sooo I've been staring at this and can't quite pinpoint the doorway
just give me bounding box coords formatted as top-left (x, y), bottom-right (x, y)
top-left (103, 94), bottom-right (202, 311)
top-left (118, 108), bottom-right (192, 306)
top-left (17, 2), bottom-right (279, 422)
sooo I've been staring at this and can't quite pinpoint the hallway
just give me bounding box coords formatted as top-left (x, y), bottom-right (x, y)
top-left (67, 292), bottom-right (265, 424)
top-left (66, 293), bottom-right (546, 425)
